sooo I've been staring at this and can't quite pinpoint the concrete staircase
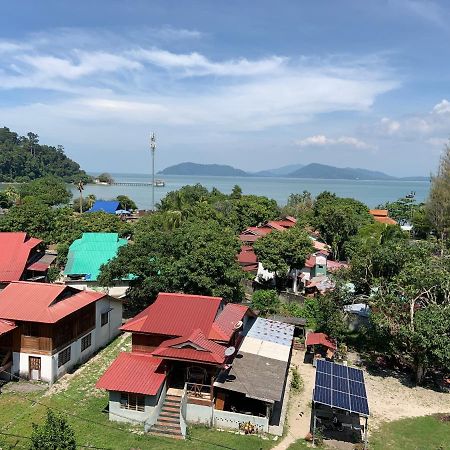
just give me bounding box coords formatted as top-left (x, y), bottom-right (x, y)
top-left (149, 393), bottom-right (184, 439)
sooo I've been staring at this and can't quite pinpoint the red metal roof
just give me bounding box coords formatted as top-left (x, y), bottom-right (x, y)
top-left (305, 332), bottom-right (336, 350)
top-left (0, 282), bottom-right (105, 323)
top-left (327, 260), bottom-right (349, 271)
top-left (0, 319), bottom-right (17, 336)
top-left (305, 255), bottom-right (316, 268)
top-left (27, 253), bottom-right (57, 272)
top-left (239, 234), bottom-right (260, 243)
top-left (0, 232), bottom-right (42, 282)
top-left (237, 247), bottom-right (258, 265)
top-left (152, 329), bottom-right (226, 364)
top-left (209, 304), bottom-right (249, 341)
top-left (267, 221), bottom-right (286, 231)
top-left (96, 352), bottom-right (166, 395)
top-left (369, 209), bottom-right (388, 217)
top-left (121, 292), bottom-right (222, 337)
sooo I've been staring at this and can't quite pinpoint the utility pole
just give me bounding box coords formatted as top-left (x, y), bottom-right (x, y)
top-left (150, 132), bottom-right (156, 211)
top-left (77, 180), bottom-right (84, 214)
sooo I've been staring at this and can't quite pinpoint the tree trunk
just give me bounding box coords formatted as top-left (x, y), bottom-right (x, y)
top-left (414, 362), bottom-right (426, 384)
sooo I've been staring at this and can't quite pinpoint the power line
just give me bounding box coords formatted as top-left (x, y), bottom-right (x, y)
top-left (0, 430), bottom-right (111, 450)
top-left (0, 368), bottom-right (242, 450)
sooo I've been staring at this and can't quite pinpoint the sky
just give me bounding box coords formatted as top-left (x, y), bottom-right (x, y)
top-left (0, 0), bottom-right (449, 176)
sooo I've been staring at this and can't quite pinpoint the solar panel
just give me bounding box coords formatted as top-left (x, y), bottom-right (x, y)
top-left (313, 360), bottom-right (369, 417)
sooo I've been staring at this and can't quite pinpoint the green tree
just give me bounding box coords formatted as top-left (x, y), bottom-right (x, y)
top-left (100, 218), bottom-right (243, 310)
top-left (313, 192), bottom-right (373, 260)
top-left (97, 172), bottom-right (114, 184)
top-left (281, 191), bottom-right (314, 223)
top-left (253, 226), bottom-right (313, 288)
top-left (30, 409), bottom-right (76, 450)
top-left (371, 254), bottom-right (450, 383)
top-left (251, 289), bottom-right (280, 315)
top-left (230, 184), bottom-right (242, 199)
top-left (377, 197), bottom-right (417, 225)
top-left (426, 141), bottom-right (450, 253)
top-left (19, 176), bottom-right (72, 206)
top-left (116, 195), bottom-right (137, 211)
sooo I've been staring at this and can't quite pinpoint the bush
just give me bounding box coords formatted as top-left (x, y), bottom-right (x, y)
top-left (251, 289), bottom-right (280, 315)
top-left (291, 366), bottom-right (303, 392)
top-left (30, 410), bottom-right (76, 450)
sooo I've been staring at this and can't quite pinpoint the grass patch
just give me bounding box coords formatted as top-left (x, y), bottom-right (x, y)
top-left (370, 415), bottom-right (450, 450)
top-left (0, 335), bottom-right (275, 450)
top-left (286, 439), bottom-right (311, 449)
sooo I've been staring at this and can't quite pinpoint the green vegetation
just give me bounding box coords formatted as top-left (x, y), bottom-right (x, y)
top-left (251, 290), bottom-right (280, 315)
top-left (0, 127), bottom-right (91, 183)
top-left (370, 415), bottom-right (450, 450)
top-left (30, 410), bottom-right (76, 450)
top-left (0, 336), bottom-right (275, 450)
top-left (290, 366), bottom-right (303, 392)
top-left (96, 172), bottom-right (114, 184)
top-left (116, 194), bottom-right (137, 211)
top-left (19, 176), bottom-right (72, 206)
top-left (253, 226), bottom-right (313, 288)
top-left (286, 440), bottom-right (311, 449)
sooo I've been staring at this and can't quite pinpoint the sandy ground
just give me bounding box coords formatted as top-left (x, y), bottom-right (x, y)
top-left (273, 350), bottom-right (450, 449)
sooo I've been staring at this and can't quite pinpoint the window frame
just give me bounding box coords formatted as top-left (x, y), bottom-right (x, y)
top-left (58, 346), bottom-right (71, 368)
top-left (100, 311), bottom-right (109, 327)
top-left (81, 333), bottom-right (92, 352)
top-left (120, 392), bottom-right (145, 412)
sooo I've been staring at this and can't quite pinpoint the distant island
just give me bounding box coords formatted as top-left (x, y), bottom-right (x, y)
top-left (0, 127), bottom-right (92, 183)
top-left (159, 161), bottom-right (428, 181)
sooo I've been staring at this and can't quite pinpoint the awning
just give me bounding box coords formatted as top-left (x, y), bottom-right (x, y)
top-left (27, 253), bottom-right (57, 272)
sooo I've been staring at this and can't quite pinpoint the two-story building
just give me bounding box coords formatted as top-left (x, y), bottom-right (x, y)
top-left (0, 232), bottom-right (54, 287)
top-left (96, 292), bottom-right (294, 439)
top-left (0, 281), bottom-right (122, 383)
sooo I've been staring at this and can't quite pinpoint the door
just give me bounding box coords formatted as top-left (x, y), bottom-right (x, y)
top-left (29, 356), bottom-right (41, 380)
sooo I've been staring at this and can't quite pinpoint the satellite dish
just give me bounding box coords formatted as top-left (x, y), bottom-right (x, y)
top-left (224, 346), bottom-right (236, 357)
top-left (233, 320), bottom-right (243, 330)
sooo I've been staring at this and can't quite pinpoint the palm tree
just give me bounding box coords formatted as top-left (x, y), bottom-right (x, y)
top-left (86, 194), bottom-right (96, 210)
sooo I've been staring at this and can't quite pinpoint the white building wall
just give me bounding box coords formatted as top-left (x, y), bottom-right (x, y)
top-left (12, 297), bottom-right (123, 383)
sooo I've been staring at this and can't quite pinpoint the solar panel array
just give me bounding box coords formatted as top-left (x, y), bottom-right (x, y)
top-left (313, 359), bottom-right (369, 416)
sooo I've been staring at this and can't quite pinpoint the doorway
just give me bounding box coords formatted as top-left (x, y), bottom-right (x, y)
top-left (29, 356), bottom-right (41, 380)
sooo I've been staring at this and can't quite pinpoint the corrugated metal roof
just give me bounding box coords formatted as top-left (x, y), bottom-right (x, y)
top-left (64, 233), bottom-right (128, 281)
top-left (152, 329), bottom-right (225, 364)
top-left (0, 232), bottom-right (42, 282)
top-left (96, 352), bottom-right (165, 395)
top-left (121, 292), bottom-right (222, 337)
top-left (0, 319), bottom-right (17, 336)
top-left (246, 317), bottom-right (294, 347)
top-left (0, 282), bottom-right (105, 323)
top-left (305, 332), bottom-right (336, 349)
top-left (88, 201), bottom-right (120, 214)
top-left (209, 304), bottom-right (248, 341)
top-left (27, 253), bottom-right (57, 272)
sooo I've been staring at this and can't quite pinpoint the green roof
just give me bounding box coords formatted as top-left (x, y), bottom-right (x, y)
top-left (64, 233), bottom-right (128, 281)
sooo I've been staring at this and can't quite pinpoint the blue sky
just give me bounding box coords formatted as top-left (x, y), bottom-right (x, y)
top-left (0, 0), bottom-right (449, 176)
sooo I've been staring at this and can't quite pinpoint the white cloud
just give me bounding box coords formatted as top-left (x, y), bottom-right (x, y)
top-left (375, 99), bottom-right (450, 139)
top-left (295, 134), bottom-right (373, 149)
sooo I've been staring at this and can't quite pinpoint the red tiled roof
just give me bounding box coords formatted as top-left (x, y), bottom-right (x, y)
top-left (237, 247), bottom-right (258, 265)
top-left (239, 234), bottom-right (260, 243)
top-left (152, 329), bottom-right (226, 364)
top-left (327, 260), bottom-right (349, 271)
top-left (0, 232), bottom-right (42, 282)
top-left (96, 352), bottom-right (166, 395)
top-left (0, 319), bottom-right (16, 336)
top-left (121, 292), bottom-right (222, 336)
top-left (369, 209), bottom-right (388, 217)
top-left (312, 240), bottom-right (330, 253)
top-left (0, 282), bottom-right (105, 323)
top-left (267, 221), bottom-right (285, 231)
top-left (305, 255), bottom-right (316, 268)
top-left (243, 264), bottom-right (258, 272)
top-left (373, 216), bottom-right (397, 225)
top-left (305, 332), bottom-right (336, 350)
top-left (209, 304), bottom-right (249, 341)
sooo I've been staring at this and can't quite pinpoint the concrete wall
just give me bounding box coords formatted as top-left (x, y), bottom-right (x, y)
top-left (13, 297), bottom-right (123, 383)
top-left (185, 403), bottom-right (268, 433)
top-left (186, 403), bottom-right (213, 426)
top-left (214, 409), bottom-right (269, 433)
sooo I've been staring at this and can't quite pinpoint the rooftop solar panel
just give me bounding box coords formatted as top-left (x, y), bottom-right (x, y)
top-left (313, 360), bottom-right (369, 417)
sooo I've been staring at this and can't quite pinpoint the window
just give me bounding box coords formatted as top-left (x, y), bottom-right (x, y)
top-left (101, 312), bottom-right (109, 327)
top-left (58, 347), bottom-right (71, 367)
top-left (120, 392), bottom-right (145, 411)
top-left (81, 333), bottom-right (92, 352)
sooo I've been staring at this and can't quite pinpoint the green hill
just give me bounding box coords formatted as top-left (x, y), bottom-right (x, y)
top-left (0, 127), bottom-right (92, 183)
top-left (158, 162), bottom-right (249, 177)
top-left (287, 163), bottom-right (395, 180)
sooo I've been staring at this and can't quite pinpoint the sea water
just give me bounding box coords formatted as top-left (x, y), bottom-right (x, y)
top-left (68, 173), bottom-right (430, 209)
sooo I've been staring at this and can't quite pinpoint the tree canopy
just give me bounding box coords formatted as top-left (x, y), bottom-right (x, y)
top-left (0, 127), bottom-right (91, 183)
top-left (19, 176), bottom-right (72, 206)
top-left (30, 410), bottom-right (76, 450)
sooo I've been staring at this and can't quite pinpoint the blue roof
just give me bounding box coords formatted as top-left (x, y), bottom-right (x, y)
top-left (88, 201), bottom-right (120, 214)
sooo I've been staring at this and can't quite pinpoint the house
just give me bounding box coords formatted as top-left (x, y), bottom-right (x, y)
top-left (63, 233), bottom-right (130, 297)
top-left (305, 332), bottom-right (336, 362)
top-left (96, 293), bottom-right (293, 438)
top-left (0, 232), bottom-right (54, 287)
top-left (369, 209), bottom-right (397, 225)
top-left (87, 200), bottom-right (121, 214)
top-left (0, 281), bottom-right (122, 383)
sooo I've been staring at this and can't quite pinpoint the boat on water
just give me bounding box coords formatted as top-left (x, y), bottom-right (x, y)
top-left (154, 179), bottom-right (165, 187)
